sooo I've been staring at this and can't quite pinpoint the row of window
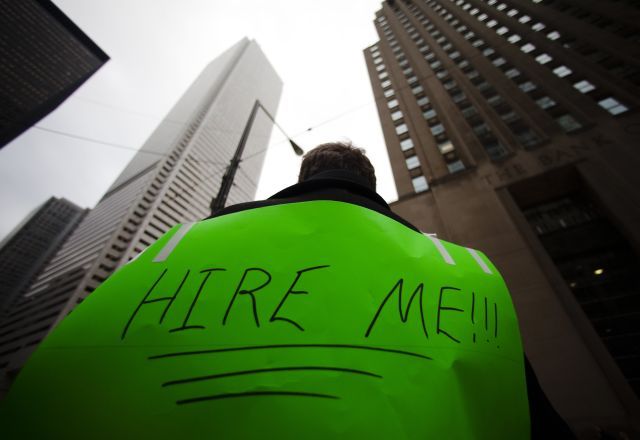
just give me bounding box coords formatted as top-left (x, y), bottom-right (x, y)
top-left (405, 1), bottom-right (548, 154)
top-left (373, 28), bottom-right (431, 193)
top-left (451, 0), bottom-right (631, 115)
top-left (420, 0), bottom-right (588, 134)
top-left (380, 12), bottom-right (467, 183)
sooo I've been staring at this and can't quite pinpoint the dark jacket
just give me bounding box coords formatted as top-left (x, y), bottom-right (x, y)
top-left (210, 169), bottom-right (576, 439)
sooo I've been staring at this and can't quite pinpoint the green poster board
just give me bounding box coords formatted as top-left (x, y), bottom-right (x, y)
top-left (0, 201), bottom-right (529, 439)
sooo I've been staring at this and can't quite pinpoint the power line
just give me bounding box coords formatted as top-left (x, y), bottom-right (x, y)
top-left (32, 125), bottom-right (228, 168)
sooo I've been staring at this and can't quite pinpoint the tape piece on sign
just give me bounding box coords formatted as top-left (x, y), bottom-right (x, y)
top-left (425, 234), bottom-right (455, 265)
top-left (153, 223), bottom-right (195, 262)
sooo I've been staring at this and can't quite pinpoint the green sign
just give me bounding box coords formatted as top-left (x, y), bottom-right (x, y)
top-left (1, 201), bottom-right (529, 439)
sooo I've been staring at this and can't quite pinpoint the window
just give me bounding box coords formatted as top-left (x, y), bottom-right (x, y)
top-left (400, 138), bottom-right (414, 151)
top-left (381, 79), bottom-right (392, 89)
top-left (423, 109), bottom-right (437, 119)
top-left (598, 97), bottom-right (629, 115)
top-left (417, 96), bottom-right (430, 106)
top-left (412, 85), bottom-right (424, 94)
top-left (478, 13), bottom-right (488, 21)
top-left (391, 110), bottom-right (403, 121)
top-left (497, 3), bottom-right (507, 10)
top-left (497, 26), bottom-right (509, 35)
top-left (438, 140), bottom-right (455, 154)
top-left (574, 80), bottom-right (596, 93)
top-left (487, 95), bottom-right (503, 106)
top-left (407, 75), bottom-right (418, 84)
top-left (466, 69), bottom-right (480, 79)
top-left (462, 105), bottom-right (477, 118)
top-left (384, 89), bottom-right (395, 98)
top-left (412, 176), bottom-right (429, 193)
top-left (395, 123), bottom-right (409, 135)
top-left (376, 64), bottom-right (386, 72)
top-left (373, 57), bottom-right (383, 65)
top-left (505, 67), bottom-right (521, 78)
top-left (536, 96), bottom-right (557, 109)
top-left (519, 81), bottom-right (537, 92)
top-left (406, 156), bottom-right (421, 169)
top-left (514, 128), bottom-right (541, 147)
top-left (556, 114), bottom-right (582, 132)
top-left (378, 71), bottom-right (388, 80)
top-left (449, 51), bottom-right (461, 59)
top-left (519, 15), bottom-right (531, 23)
top-left (452, 92), bottom-right (467, 103)
top-left (430, 60), bottom-right (442, 69)
top-left (447, 160), bottom-right (465, 173)
top-left (500, 110), bottom-right (519, 123)
top-left (481, 137), bottom-right (508, 160)
top-left (552, 65), bottom-right (572, 78)
top-left (487, 20), bottom-right (498, 28)
top-left (492, 57), bottom-right (506, 66)
top-left (483, 47), bottom-right (495, 56)
top-left (532, 22), bottom-right (546, 32)
top-left (547, 30), bottom-right (561, 40)
top-left (472, 39), bottom-right (485, 47)
top-left (430, 123), bottom-right (445, 135)
top-left (508, 34), bottom-right (521, 44)
top-left (507, 8), bottom-right (518, 17)
top-left (535, 53), bottom-right (553, 64)
top-left (387, 99), bottom-right (399, 109)
top-left (473, 122), bottom-right (491, 136)
top-left (521, 43), bottom-right (535, 53)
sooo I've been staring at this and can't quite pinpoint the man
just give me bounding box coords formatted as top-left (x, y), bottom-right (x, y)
top-left (1, 142), bottom-right (573, 439)
top-left (210, 141), bottom-right (575, 438)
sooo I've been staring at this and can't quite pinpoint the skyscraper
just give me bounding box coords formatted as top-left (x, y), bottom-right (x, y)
top-left (0, 38), bottom-right (282, 391)
top-left (0, 0), bottom-right (109, 149)
top-left (0, 197), bottom-right (87, 314)
top-left (365, 0), bottom-right (639, 436)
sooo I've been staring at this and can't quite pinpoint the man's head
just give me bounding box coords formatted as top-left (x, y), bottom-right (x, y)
top-left (298, 141), bottom-right (377, 190)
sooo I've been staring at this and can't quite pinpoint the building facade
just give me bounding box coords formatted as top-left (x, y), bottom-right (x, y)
top-left (0, 0), bottom-right (109, 148)
top-left (0, 38), bottom-right (282, 393)
top-left (365, 0), bottom-right (639, 437)
top-left (0, 197), bottom-right (87, 314)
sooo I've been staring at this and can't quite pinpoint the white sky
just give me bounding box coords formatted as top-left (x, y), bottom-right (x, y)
top-left (0, 0), bottom-right (396, 241)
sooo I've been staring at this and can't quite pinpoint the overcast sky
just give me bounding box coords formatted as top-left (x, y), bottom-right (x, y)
top-left (0, 0), bottom-right (395, 241)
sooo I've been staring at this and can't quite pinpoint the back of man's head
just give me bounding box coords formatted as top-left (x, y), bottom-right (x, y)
top-left (298, 141), bottom-right (377, 190)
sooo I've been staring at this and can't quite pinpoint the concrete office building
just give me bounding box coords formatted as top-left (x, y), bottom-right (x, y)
top-left (365, 0), bottom-right (639, 437)
top-left (0, 0), bottom-right (109, 148)
top-left (0, 197), bottom-right (87, 314)
top-left (0, 38), bottom-right (282, 393)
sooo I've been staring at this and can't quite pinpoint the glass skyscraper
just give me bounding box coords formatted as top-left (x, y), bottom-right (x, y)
top-left (0, 38), bottom-right (282, 394)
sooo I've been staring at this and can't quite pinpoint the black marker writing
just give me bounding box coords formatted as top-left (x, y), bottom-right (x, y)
top-left (223, 268), bottom-right (271, 327)
top-left (170, 268), bottom-right (226, 333)
top-left (365, 278), bottom-right (428, 339)
top-left (121, 269), bottom-right (189, 340)
top-left (270, 265), bottom-right (330, 331)
top-left (437, 286), bottom-right (463, 343)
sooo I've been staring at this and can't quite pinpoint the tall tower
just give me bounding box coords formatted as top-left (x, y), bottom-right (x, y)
top-left (0, 0), bottom-right (109, 149)
top-left (364, 0), bottom-right (639, 436)
top-left (0, 197), bottom-right (87, 314)
top-left (0, 38), bottom-right (282, 388)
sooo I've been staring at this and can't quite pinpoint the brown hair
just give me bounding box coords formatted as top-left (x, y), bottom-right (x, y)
top-left (298, 141), bottom-right (377, 190)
